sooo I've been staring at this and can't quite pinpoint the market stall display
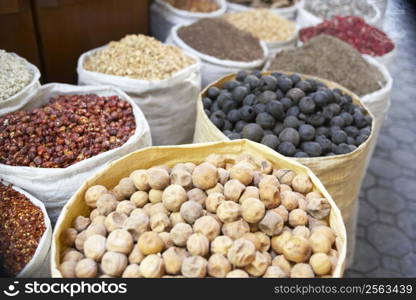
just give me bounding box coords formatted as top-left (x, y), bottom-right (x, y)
top-left (297, 0), bottom-right (381, 28)
top-left (78, 34), bottom-right (200, 146)
top-left (227, 0), bottom-right (301, 20)
top-left (150, 0), bottom-right (227, 41)
top-left (224, 9), bottom-right (297, 55)
top-left (193, 71), bottom-right (375, 265)
top-left (169, 18), bottom-right (267, 86)
top-left (51, 140), bottom-right (346, 278)
top-left (299, 16), bottom-right (396, 66)
top-left (0, 50), bottom-right (41, 115)
top-left (0, 84), bottom-right (151, 220)
top-left (0, 182), bottom-right (52, 278)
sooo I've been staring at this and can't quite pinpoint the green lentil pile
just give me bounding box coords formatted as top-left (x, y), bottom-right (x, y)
top-left (0, 50), bottom-right (33, 101)
top-left (268, 35), bottom-right (385, 96)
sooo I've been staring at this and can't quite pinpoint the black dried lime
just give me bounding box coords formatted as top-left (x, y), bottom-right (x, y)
top-left (239, 105), bottom-right (257, 122)
top-left (224, 80), bottom-right (239, 91)
top-left (316, 126), bottom-right (330, 137)
top-left (283, 115), bottom-right (300, 129)
top-left (312, 91), bottom-right (328, 107)
top-left (261, 134), bottom-right (280, 149)
top-left (277, 76), bottom-right (293, 92)
top-left (277, 141), bottom-right (296, 156)
top-left (295, 80), bottom-right (311, 92)
top-left (266, 100), bottom-right (285, 120)
top-left (330, 116), bottom-right (345, 128)
top-left (227, 109), bottom-right (240, 123)
top-left (315, 135), bottom-right (332, 153)
top-left (244, 75), bottom-right (261, 89)
top-left (332, 130), bottom-right (348, 145)
top-left (286, 88), bottom-right (305, 103)
top-left (273, 122), bottom-right (284, 135)
top-left (286, 106), bottom-right (300, 117)
top-left (299, 97), bottom-right (316, 114)
top-left (242, 123), bottom-right (264, 142)
top-left (243, 94), bottom-right (256, 106)
top-left (234, 120), bottom-right (247, 132)
top-left (260, 75), bottom-right (278, 91)
top-left (294, 151), bottom-right (309, 158)
top-left (299, 124), bottom-right (315, 141)
top-left (222, 100), bottom-right (237, 114)
top-left (254, 103), bottom-right (267, 114)
top-left (228, 132), bottom-right (242, 140)
top-left (232, 86), bottom-right (249, 103)
top-left (301, 141), bottom-right (322, 157)
top-left (207, 87), bottom-right (220, 99)
top-left (344, 126), bottom-right (359, 138)
top-left (279, 127), bottom-right (300, 147)
top-left (256, 112), bottom-right (276, 129)
top-left (258, 90), bottom-right (277, 104)
top-left (236, 70), bottom-right (248, 82)
top-left (202, 97), bottom-right (212, 109)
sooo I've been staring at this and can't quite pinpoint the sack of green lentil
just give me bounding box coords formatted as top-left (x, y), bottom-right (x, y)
top-left (0, 182), bottom-right (52, 277)
top-left (227, 0), bottom-right (301, 20)
top-left (151, 0), bottom-right (227, 42)
top-left (193, 72), bottom-right (375, 266)
top-left (0, 83), bottom-right (151, 221)
top-left (168, 18), bottom-right (268, 87)
top-left (0, 50), bottom-right (41, 115)
top-left (51, 139), bottom-right (347, 278)
top-left (296, 0), bottom-right (381, 29)
top-left (77, 34), bottom-right (201, 146)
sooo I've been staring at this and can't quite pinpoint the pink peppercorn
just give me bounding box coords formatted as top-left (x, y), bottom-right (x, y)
top-left (299, 16), bottom-right (395, 56)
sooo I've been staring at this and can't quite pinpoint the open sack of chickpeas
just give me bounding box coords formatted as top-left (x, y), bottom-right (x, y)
top-left (52, 140), bottom-right (346, 278)
top-left (193, 71), bottom-right (375, 265)
top-left (0, 83), bottom-right (151, 221)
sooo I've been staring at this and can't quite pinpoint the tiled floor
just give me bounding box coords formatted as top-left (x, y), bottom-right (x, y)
top-left (346, 0), bottom-right (416, 277)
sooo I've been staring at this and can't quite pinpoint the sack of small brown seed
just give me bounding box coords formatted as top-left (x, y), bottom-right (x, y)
top-left (0, 83), bottom-right (151, 220)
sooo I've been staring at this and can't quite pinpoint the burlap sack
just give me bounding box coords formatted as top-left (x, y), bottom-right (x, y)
top-left (193, 73), bottom-right (376, 266)
top-left (51, 140), bottom-right (347, 278)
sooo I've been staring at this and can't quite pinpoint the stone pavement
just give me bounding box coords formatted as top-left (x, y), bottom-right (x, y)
top-left (346, 0), bottom-right (416, 277)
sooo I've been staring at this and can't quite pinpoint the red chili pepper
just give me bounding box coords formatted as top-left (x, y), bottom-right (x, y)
top-left (299, 16), bottom-right (395, 56)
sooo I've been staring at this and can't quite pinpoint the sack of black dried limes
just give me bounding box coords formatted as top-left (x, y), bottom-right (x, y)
top-left (193, 71), bottom-right (375, 266)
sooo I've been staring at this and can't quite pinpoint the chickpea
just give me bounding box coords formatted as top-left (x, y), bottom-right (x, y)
top-left (224, 179), bottom-right (245, 202)
top-left (241, 197), bottom-right (265, 223)
top-left (192, 162), bottom-right (218, 190)
top-left (150, 202), bottom-right (169, 216)
top-left (162, 247), bottom-right (188, 275)
top-left (259, 184), bottom-right (280, 209)
top-left (75, 231), bottom-right (87, 252)
top-left (84, 234), bottom-right (106, 261)
top-left (309, 253), bottom-right (331, 276)
top-left (171, 223), bottom-right (193, 246)
top-left (273, 169), bottom-right (296, 185)
top-left (62, 248), bottom-right (84, 263)
top-left (150, 212), bottom-right (171, 233)
top-left (123, 214), bottom-right (149, 241)
top-left (205, 192), bottom-right (225, 213)
top-left (289, 209), bottom-right (308, 227)
top-left (208, 254), bottom-right (232, 278)
top-left (96, 193), bottom-right (118, 215)
top-left (106, 229), bottom-right (133, 254)
top-left (283, 236), bottom-right (312, 263)
top-left (291, 174), bottom-right (313, 194)
top-left (130, 169), bottom-right (150, 191)
top-left (187, 233), bottom-right (209, 256)
top-left (227, 238), bottom-right (256, 267)
top-left (75, 258), bottom-right (97, 278)
top-left (222, 219), bottom-right (250, 240)
top-left (187, 188), bottom-right (207, 206)
top-left (181, 256), bottom-right (207, 278)
top-left (229, 162), bottom-right (254, 186)
top-left (171, 168), bottom-right (192, 189)
top-left (272, 255), bottom-right (292, 276)
top-left (309, 232), bottom-right (331, 254)
top-left (61, 228), bottom-right (77, 246)
top-left (147, 167), bottom-right (170, 190)
top-left (263, 266), bottom-right (287, 278)
top-left (140, 254), bottom-right (165, 278)
top-left (138, 231), bottom-right (165, 255)
top-left (85, 185), bottom-right (108, 208)
top-left (244, 251), bottom-right (269, 277)
top-left (290, 263), bottom-right (315, 278)
top-left (206, 153), bottom-right (226, 168)
top-left (217, 201), bottom-right (240, 223)
top-left (73, 216), bottom-right (91, 232)
top-left (128, 244), bottom-right (144, 264)
top-left (130, 191), bottom-right (149, 207)
top-left (193, 216), bottom-right (221, 241)
top-left (122, 264), bottom-right (142, 278)
top-left (180, 201), bottom-right (203, 224)
top-left (59, 260), bottom-right (77, 278)
top-left (280, 191), bottom-right (299, 211)
top-left (104, 212), bottom-right (127, 232)
top-left (217, 168), bottom-right (229, 185)
top-left (211, 235), bottom-right (233, 255)
top-left (170, 212), bottom-right (185, 226)
top-left (117, 177), bottom-right (137, 198)
top-left (226, 269), bottom-right (249, 278)
top-left (258, 175), bottom-right (280, 190)
top-left (239, 186), bottom-right (259, 204)
top-left (149, 189), bottom-right (163, 204)
top-left (259, 211), bottom-right (284, 236)
top-left (311, 226), bottom-right (335, 245)
top-left (254, 232), bottom-right (271, 252)
top-left (271, 230), bottom-right (292, 254)
top-left (116, 200), bottom-right (136, 216)
top-left (159, 232), bottom-right (174, 249)
top-left (206, 183), bottom-right (224, 195)
top-left (162, 185), bottom-right (187, 212)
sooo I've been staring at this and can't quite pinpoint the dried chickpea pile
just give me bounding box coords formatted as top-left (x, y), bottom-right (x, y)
top-left (59, 154), bottom-right (340, 278)
top-left (224, 9), bottom-right (296, 43)
top-left (83, 34), bottom-right (195, 80)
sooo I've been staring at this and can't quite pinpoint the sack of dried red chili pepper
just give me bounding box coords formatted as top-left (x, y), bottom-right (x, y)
top-left (0, 83), bottom-right (152, 221)
top-left (299, 16), bottom-right (396, 66)
top-left (0, 182), bottom-right (52, 277)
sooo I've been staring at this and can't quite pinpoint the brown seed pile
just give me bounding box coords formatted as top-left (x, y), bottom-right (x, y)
top-left (0, 94), bottom-right (136, 168)
top-left (177, 18), bottom-right (264, 62)
top-left (0, 183), bottom-right (46, 276)
top-left (224, 9), bottom-right (296, 42)
top-left (166, 0), bottom-right (220, 12)
top-left (268, 35), bottom-right (384, 95)
top-left (84, 34), bottom-right (195, 80)
top-left (59, 153), bottom-right (340, 278)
